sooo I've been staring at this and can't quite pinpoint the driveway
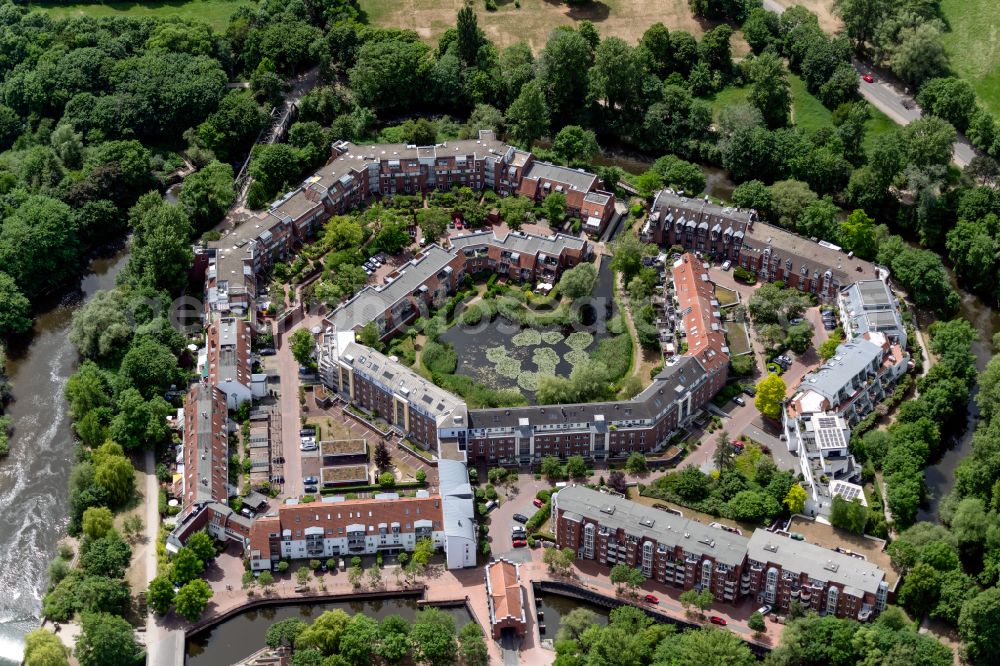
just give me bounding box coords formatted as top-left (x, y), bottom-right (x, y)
top-left (275, 311), bottom-right (327, 500)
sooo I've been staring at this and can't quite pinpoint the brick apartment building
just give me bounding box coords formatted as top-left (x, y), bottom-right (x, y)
top-left (247, 459), bottom-right (476, 571)
top-left (198, 131), bottom-right (613, 324)
top-left (551, 486), bottom-right (890, 621)
top-left (325, 231), bottom-right (588, 341)
top-left (745, 530), bottom-right (889, 621)
top-left (553, 486), bottom-right (748, 603)
top-left (203, 317), bottom-right (259, 409)
top-left (642, 190), bottom-right (882, 299)
top-left (317, 253), bottom-right (728, 465)
top-left (182, 382), bottom-right (230, 511)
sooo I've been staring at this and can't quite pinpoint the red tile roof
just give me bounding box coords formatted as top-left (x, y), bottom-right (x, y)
top-left (248, 495), bottom-right (444, 553)
top-left (486, 559), bottom-right (523, 625)
top-left (671, 253), bottom-right (729, 373)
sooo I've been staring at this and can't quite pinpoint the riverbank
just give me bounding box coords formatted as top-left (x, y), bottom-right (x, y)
top-left (0, 247), bottom-right (130, 665)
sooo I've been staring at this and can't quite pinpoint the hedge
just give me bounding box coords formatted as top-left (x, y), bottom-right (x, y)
top-left (526, 499), bottom-right (551, 533)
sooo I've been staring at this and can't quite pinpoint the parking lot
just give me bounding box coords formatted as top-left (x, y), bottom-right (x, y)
top-left (485, 474), bottom-right (551, 560)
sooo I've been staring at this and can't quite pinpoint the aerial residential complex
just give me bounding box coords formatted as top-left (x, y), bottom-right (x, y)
top-left (552, 485), bottom-right (891, 621)
top-left (316, 252), bottom-right (729, 467)
top-left (171, 129), bottom-right (908, 595)
top-left (196, 130), bottom-right (615, 325)
top-left (642, 190), bottom-right (882, 299)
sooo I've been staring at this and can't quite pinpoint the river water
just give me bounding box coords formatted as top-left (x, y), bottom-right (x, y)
top-left (0, 247), bottom-right (129, 664)
top-left (917, 284), bottom-right (1000, 519)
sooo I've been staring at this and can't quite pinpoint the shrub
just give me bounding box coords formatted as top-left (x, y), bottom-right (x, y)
top-left (734, 266), bottom-right (757, 284)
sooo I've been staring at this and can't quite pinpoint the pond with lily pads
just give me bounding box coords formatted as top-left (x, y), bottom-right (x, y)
top-left (439, 256), bottom-right (617, 403)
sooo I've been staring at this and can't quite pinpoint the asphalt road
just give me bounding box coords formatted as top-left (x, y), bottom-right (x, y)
top-left (761, 0), bottom-right (980, 167)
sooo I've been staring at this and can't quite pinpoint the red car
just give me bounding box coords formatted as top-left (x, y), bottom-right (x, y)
top-left (512, 539), bottom-right (527, 548)
top-left (863, 74), bottom-right (875, 83)
top-left (644, 594), bottom-right (659, 604)
top-left (710, 616), bottom-right (727, 626)
top-left (533, 498), bottom-right (544, 508)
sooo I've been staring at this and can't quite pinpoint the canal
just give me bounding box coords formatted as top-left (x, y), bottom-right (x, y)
top-left (185, 598), bottom-right (473, 665)
top-left (0, 246), bottom-right (130, 664)
top-left (533, 590), bottom-right (609, 639)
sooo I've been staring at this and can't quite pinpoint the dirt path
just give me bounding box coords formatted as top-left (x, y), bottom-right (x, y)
top-left (614, 272), bottom-right (662, 392)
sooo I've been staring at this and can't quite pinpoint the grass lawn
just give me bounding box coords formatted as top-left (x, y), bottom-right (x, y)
top-left (359, 0), bottom-right (751, 54)
top-left (789, 73), bottom-right (831, 133)
top-left (709, 84), bottom-right (750, 122)
top-left (29, 0), bottom-right (253, 31)
top-left (862, 106), bottom-right (898, 154)
top-left (939, 0), bottom-right (1000, 117)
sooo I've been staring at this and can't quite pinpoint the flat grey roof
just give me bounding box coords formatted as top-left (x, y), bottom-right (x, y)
top-left (192, 384), bottom-right (223, 504)
top-left (856, 280), bottom-right (894, 305)
top-left (800, 338), bottom-right (883, 400)
top-left (467, 356), bottom-right (704, 429)
top-left (555, 485), bottom-right (749, 567)
top-left (327, 244), bottom-right (455, 333)
top-left (522, 161), bottom-right (597, 192)
top-left (747, 530), bottom-right (886, 595)
top-left (339, 340), bottom-right (466, 425)
top-left (450, 229), bottom-right (586, 258)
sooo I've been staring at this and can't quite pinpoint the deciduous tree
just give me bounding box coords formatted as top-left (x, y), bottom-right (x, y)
top-left (754, 374), bottom-right (786, 420)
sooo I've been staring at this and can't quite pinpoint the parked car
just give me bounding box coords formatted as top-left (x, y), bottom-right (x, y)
top-left (533, 498), bottom-right (544, 508)
top-left (732, 396), bottom-right (746, 406)
top-left (757, 605), bottom-right (772, 616)
top-left (258, 348), bottom-right (276, 356)
top-left (513, 513), bottom-right (529, 524)
top-left (789, 317), bottom-right (803, 325)
top-left (789, 532), bottom-right (805, 541)
top-left (512, 539), bottom-right (527, 548)
top-left (743, 386), bottom-right (756, 397)
top-left (484, 500), bottom-right (498, 513)
top-left (720, 260), bottom-right (732, 271)
top-left (710, 616), bottom-right (728, 626)
top-left (863, 74), bottom-right (875, 83)
top-left (300, 443), bottom-right (317, 452)
top-left (304, 476), bottom-right (318, 485)
top-left (299, 428), bottom-right (316, 436)
top-left (730, 440), bottom-right (744, 450)
top-left (304, 485), bottom-right (318, 494)
top-left (644, 594), bottom-right (660, 604)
